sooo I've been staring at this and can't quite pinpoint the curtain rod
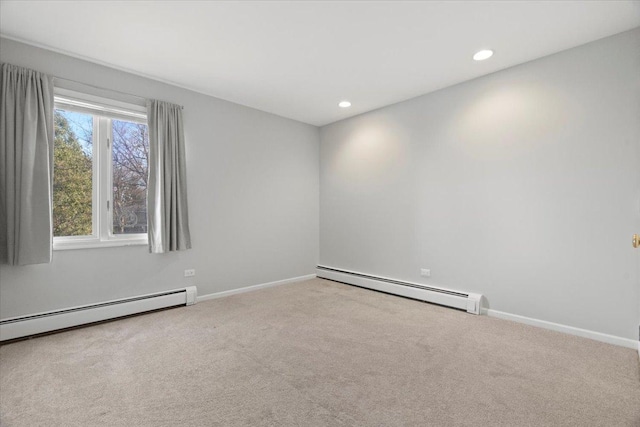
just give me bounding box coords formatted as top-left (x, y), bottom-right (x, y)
top-left (52, 76), bottom-right (184, 109)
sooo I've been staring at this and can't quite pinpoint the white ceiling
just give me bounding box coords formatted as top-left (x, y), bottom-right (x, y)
top-left (1, 1), bottom-right (639, 126)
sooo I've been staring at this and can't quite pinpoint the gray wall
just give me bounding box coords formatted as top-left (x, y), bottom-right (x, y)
top-left (0, 38), bottom-right (320, 318)
top-left (2, 30), bottom-right (639, 342)
top-left (320, 28), bottom-right (640, 340)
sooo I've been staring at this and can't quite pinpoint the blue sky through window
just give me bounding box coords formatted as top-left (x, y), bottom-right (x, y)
top-left (56, 109), bottom-right (93, 157)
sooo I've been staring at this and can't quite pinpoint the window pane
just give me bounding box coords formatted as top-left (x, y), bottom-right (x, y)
top-left (111, 119), bottom-right (149, 234)
top-left (53, 109), bottom-right (94, 237)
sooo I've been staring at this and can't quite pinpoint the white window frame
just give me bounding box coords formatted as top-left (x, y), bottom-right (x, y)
top-left (53, 88), bottom-right (149, 250)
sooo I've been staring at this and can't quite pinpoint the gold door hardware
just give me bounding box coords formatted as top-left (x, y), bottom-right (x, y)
top-left (634, 234), bottom-right (639, 248)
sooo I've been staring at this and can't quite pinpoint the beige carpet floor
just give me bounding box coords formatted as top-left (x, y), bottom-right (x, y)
top-left (1, 278), bottom-right (639, 426)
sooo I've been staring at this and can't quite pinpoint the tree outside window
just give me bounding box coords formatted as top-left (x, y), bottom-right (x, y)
top-left (53, 101), bottom-right (149, 246)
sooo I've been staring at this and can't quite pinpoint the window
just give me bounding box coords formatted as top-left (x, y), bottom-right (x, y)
top-left (53, 89), bottom-right (149, 250)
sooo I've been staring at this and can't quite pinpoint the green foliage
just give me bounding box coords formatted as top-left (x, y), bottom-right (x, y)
top-left (52, 111), bottom-right (149, 237)
top-left (53, 111), bottom-right (93, 236)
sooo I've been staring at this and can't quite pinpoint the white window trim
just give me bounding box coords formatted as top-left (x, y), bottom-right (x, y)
top-left (53, 89), bottom-right (149, 251)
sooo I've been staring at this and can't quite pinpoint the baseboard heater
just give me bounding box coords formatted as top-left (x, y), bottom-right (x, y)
top-left (317, 266), bottom-right (482, 314)
top-left (0, 286), bottom-right (197, 342)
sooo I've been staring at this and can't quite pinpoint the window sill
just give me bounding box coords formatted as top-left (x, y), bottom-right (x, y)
top-left (53, 237), bottom-right (148, 251)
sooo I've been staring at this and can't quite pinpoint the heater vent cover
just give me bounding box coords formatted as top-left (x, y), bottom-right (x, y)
top-left (317, 266), bottom-right (481, 314)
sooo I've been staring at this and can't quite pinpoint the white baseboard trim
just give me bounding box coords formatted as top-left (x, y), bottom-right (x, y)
top-left (197, 274), bottom-right (317, 302)
top-left (482, 308), bottom-right (638, 350)
top-left (1, 287), bottom-right (197, 341)
top-left (317, 265), bottom-right (482, 314)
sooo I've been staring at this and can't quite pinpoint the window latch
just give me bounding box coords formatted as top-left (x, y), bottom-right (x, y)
top-left (107, 200), bottom-right (110, 211)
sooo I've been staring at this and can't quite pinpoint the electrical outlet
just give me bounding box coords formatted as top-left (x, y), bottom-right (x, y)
top-left (184, 269), bottom-right (196, 278)
top-left (420, 268), bottom-right (431, 277)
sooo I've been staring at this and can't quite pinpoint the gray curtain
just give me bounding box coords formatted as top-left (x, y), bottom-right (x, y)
top-left (0, 63), bottom-right (54, 265)
top-left (146, 99), bottom-right (191, 253)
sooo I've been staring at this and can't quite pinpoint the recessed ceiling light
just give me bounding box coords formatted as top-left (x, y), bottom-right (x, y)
top-left (338, 100), bottom-right (351, 108)
top-left (473, 49), bottom-right (494, 61)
